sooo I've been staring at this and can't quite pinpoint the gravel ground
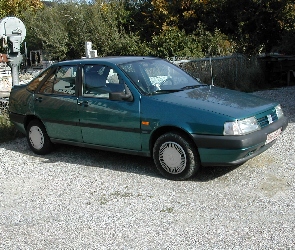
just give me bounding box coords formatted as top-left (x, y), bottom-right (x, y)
top-left (0, 86), bottom-right (295, 249)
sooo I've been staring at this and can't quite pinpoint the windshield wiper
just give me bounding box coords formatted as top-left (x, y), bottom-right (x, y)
top-left (151, 89), bottom-right (182, 95)
top-left (150, 84), bottom-right (207, 95)
top-left (181, 84), bottom-right (207, 90)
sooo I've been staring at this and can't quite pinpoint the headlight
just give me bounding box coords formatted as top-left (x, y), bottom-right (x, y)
top-left (275, 104), bottom-right (284, 119)
top-left (224, 117), bottom-right (260, 135)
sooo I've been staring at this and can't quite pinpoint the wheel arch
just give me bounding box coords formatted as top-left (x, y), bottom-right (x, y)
top-left (24, 115), bottom-right (44, 130)
top-left (149, 126), bottom-right (197, 156)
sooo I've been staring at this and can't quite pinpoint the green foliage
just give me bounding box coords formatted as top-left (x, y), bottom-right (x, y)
top-left (149, 27), bottom-right (203, 58)
top-left (149, 24), bottom-right (234, 58)
top-left (21, 0), bottom-right (147, 60)
top-left (278, 30), bottom-right (295, 54)
top-left (276, 2), bottom-right (295, 54)
top-left (22, 3), bottom-right (69, 60)
top-left (8, 0), bottom-right (295, 60)
top-left (126, 0), bottom-right (295, 56)
top-left (0, 111), bottom-right (23, 143)
top-left (80, 1), bottom-right (148, 57)
top-left (0, 0), bottom-right (43, 19)
top-left (193, 24), bottom-right (235, 57)
top-left (199, 0), bottom-right (294, 55)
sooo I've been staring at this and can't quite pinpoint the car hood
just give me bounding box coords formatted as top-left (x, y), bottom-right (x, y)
top-left (149, 86), bottom-right (277, 119)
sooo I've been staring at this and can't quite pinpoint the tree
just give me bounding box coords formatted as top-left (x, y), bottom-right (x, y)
top-left (149, 24), bottom-right (233, 58)
top-left (0, 0), bottom-right (43, 18)
top-left (150, 27), bottom-right (203, 58)
top-left (138, 0), bottom-right (294, 55)
top-left (277, 1), bottom-right (295, 54)
top-left (199, 0), bottom-right (295, 55)
top-left (22, 0), bottom-right (148, 60)
top-left (6, 0), bottom-right (294, 61)
top-left (22, 2), bottom-right (69, 61)
top-left (124, 0), bottom-right (203, 41)
top-left (0, 0), bottom-right (44, 53)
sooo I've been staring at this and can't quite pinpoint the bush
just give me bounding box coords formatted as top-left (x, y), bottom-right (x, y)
top-left (149, 27), bottom-right (204, 58)
top-left (0, 110), bottom-right (23, 143)
top-left (149, 25), bottom-right (234, 58)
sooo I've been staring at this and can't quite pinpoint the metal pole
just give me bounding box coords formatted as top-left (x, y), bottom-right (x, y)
top-left (10, 60), bottom-right (20, 85)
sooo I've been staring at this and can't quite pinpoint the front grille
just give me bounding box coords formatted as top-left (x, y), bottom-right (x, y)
top-left (256, 110), bottom-right (278, 128)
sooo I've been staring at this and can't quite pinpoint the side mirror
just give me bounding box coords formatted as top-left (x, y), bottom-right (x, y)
top-left (109, 92), bottom-right (133, 102)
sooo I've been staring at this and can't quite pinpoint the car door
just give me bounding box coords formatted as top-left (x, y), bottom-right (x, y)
top-left (33, 65), bottom-right (82, 142)
top-left (77, 64), bottom-right (141, 150)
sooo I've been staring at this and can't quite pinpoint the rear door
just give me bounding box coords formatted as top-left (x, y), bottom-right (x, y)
top-left (34, 65), bottom-right (82, 142)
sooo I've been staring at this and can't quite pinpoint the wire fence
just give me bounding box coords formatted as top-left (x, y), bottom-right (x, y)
top-left (169, 54), bottom-right (265, 92)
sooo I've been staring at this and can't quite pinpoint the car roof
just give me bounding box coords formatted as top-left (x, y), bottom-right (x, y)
top-left (55, 56), bottom-right (159, 66)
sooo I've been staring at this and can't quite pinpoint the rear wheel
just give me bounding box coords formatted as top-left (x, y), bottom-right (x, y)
top-left (153, 132), bottom-right (200, 180)
top-left (26, 120), bottom-right (53, 155)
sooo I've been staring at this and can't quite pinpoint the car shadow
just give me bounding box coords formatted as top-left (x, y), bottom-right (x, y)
top-left (2, 138), bottom-right (240, 182)
top-left (192, 165), bottom-right (240, 182)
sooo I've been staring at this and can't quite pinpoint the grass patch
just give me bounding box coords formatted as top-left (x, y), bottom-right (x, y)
top-left (0, 109), bottom-right (24, 143)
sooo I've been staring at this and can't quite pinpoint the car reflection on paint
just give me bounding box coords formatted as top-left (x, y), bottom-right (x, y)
top-left (9, 57), bottom-right (288, 180)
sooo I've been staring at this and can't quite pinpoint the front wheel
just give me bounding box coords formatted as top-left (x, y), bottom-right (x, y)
top-left (153, 132), bottom-right (200, 180)
top-left (26, 120), bottom-right (53, 155)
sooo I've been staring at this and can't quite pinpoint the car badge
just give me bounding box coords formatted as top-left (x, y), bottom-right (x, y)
top-left (267, 114), bottom-right (273, 124)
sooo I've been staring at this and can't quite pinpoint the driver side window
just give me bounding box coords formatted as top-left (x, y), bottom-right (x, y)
top-left (82, 65), bottom-right (126, 99)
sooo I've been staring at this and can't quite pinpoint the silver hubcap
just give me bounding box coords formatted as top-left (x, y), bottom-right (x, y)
top-left (29, 126), bottom-right (44, 150)
top-left (159, 142), bottom-right (187, 174)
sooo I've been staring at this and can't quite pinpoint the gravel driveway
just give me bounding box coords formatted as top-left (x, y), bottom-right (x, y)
top-left (1, 86), bottom-right (295, 249)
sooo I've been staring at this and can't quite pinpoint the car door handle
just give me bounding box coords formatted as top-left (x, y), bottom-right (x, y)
top-left (77, 101), bottom-right (88, 107)
top-left (35, 97), bottom-right (42, 102)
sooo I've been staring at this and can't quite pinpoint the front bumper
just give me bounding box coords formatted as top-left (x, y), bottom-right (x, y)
top-left (192, 116), bottom-right (288, 166)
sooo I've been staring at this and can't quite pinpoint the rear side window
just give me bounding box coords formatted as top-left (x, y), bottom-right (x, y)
top-left (38, 65), bottom-right (77, 95)
top-left (26, 68), bottom-right (52, 92)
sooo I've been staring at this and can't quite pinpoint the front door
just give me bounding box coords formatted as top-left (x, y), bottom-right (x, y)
top-left (78, 64), bottom-right (141, 150)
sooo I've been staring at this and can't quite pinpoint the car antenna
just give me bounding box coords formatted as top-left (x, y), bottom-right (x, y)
top-left (210, 57), bottom-right (214, 87)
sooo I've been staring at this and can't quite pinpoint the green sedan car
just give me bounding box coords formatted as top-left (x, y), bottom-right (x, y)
top-left (9, 56), bottom-right (288, 180)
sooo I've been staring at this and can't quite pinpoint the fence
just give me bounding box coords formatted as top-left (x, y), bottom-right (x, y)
top-left (170, 54), bottom-right (265, 92)
top-left (0, 62), bottom-right (12, 92)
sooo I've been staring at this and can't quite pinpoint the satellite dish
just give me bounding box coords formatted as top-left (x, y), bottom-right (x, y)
top-left (0, 17), bottom-right (26, 86)
top-left (0, 16), bottom-right (26, 43)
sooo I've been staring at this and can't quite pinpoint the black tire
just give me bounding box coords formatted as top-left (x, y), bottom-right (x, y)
top-left (153, 132), bottom-right (200, 180)
top-left (26, 120), bottom-right (53, 155)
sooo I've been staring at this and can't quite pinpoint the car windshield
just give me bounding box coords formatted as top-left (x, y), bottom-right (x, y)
top-left (118, 58), bottom-right (204, 95)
